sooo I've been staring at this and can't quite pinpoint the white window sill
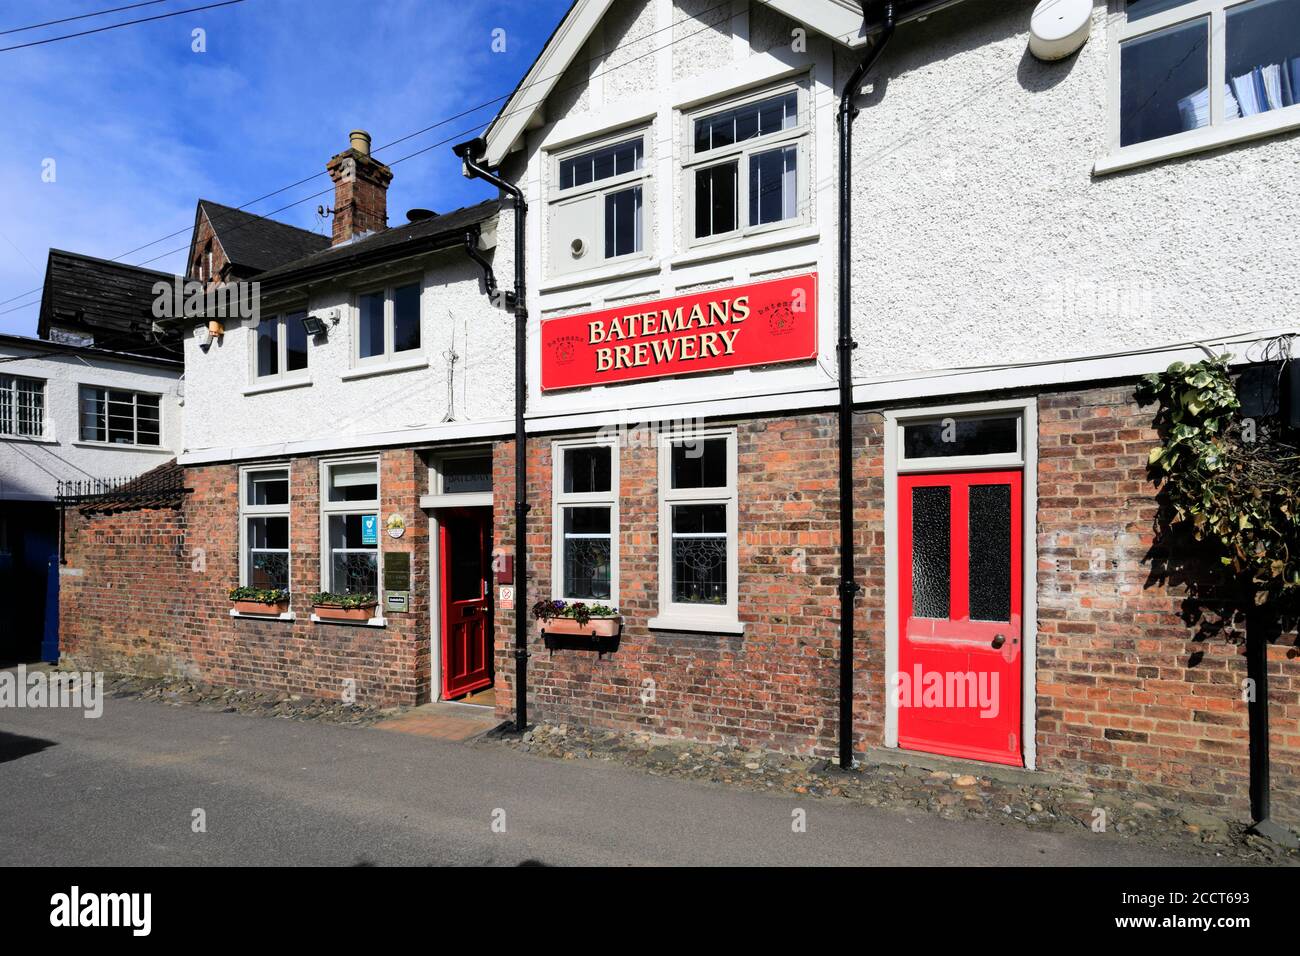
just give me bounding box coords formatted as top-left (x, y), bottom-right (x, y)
top-left (648, 613), bottom-right (745, 636)
top-left (341, 357), bottom-right (428, 381)
top-left (242, 376), bottom-right (312, 396)
top-left (670, 223), bottom-right (819, 268)
top-left (0, 434), bottom-right (55, 445)
top-left (230, 608), bottom-right (296, 622)
top-left (71, 441), bottom-right (171, 453)
top-left (310, 613), bottom-right (387, 627)
top-left (540, 257), bottom-right (660, 293)
top-left (1094, 108), bottom-right (1300, 176)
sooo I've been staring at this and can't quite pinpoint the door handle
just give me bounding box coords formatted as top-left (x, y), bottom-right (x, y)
top-left (991, 634), bottom-right (1006, 649)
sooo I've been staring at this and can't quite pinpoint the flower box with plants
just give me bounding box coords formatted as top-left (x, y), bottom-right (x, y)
top-left (532, 600), bottom-right (621, 637)
top-left (310, 592), bottom-right (379, 622)
top-left (229, 586), bottom-right (291, 616)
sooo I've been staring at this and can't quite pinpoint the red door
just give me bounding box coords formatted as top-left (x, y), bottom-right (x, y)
top-left (898, 470), bottom-right (1023, 766)
top-left (439, 509), bottom-right (492, 699)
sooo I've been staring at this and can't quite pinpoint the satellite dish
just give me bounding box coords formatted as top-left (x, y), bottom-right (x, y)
top-left (1029, 0), bottom-right (1091, 62)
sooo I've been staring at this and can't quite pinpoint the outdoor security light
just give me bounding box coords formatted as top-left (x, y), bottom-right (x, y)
top-left (301, 313), bottom-right (328, 337)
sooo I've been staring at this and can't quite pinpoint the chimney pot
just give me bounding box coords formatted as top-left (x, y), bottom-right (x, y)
top-left (349, 129), bottom-right (372, 156)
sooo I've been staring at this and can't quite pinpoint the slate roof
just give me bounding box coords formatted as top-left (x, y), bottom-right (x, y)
top-left (198, 199), bottom-right (331, 273)
top-left (70, 459), bottom-right (188, 514)
top-left (38, 249), bottom-right (183, 357)
top-left (251, 199), bottom-right (501, 291)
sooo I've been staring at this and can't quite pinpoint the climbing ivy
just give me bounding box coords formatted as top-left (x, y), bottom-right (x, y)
top-left (1136, 356), bottom-right (1300, 607)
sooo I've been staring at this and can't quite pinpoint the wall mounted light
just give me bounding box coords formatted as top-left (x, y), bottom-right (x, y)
top-left (301, 314), bottom-right (328, 336)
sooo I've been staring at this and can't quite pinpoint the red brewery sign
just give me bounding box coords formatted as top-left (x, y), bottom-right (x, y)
top-left (539, 272), bottom-right (818, 391)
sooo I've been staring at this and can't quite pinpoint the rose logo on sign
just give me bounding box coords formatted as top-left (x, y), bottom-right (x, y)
top-left (539, 273), bottom-right (818, 391)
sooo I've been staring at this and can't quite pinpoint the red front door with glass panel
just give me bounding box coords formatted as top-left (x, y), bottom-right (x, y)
top-left (439, 509), bottom-right (493, 699)
top-left (898, 470), bottom-right (1023, 766)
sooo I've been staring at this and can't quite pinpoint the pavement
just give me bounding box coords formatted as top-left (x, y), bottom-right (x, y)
top-left (0, 688), bottom-right (1247, 867)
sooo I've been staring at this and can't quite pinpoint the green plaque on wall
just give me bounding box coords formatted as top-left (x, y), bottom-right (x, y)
top-left (384, 551), bottom-right (411, 593)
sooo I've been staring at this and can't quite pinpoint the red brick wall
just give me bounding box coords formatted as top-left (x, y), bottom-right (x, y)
top-left (492, 414), bottom-right (853, 753)
top-left (1035, 383), bottom-right (1300, 823)
top-left (61, 448), bottom-right (431, 707)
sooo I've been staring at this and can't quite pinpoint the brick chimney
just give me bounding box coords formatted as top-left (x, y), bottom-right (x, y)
top-left (325, 129), bottom-right (393, 245)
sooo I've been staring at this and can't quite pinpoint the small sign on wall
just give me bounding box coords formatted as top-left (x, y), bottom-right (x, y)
top-left (361, 514), bottom-right (378, 545)
top-left (385, 591), bottom-right (410, 614)
top-left (498, 585), bottom-right (515, 609)
top-left (384, 552), bottom-right (411, 593)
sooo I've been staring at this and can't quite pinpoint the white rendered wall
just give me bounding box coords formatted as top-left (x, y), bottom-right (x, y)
top-left (180, 248), bottom-right (513, 462)
top-left (0, 343), bottom-right (182, 501)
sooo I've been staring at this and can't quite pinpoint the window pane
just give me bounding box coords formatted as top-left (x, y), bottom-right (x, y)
top-left (749, 144), bottom-right (798, 226)
top-left (695, 92), bottom-right (797, 153)
top-left (911, 486), bottom-right (950, 619)
top-left (79, 387), bottom-right (104, 442)
top-left (902, 416), bottom-right (1018, 459)
top-left (1127, 0), bottom-right (1195, 20)
top-left (694, 161), bottom-right (738, 238)
top-left (604, 186), bottom-right (642, 258)
top-left (671, 437), bottom-right (726, 489)
top-left (247, 516), bottom-right (289, 591)
top-left (0, 378), bottom-right (11, 435)
top-left (392, 283), bottom-right (421, 353)
top-left (671, 503), bottom-right (727, 604)
top-left (563, 446), bottom-right (612, 494)
top-left (15, 378), bottom-right (43, 437)
top-left (256, 320), bottom-right (279, 377)
top-left (247, 468), bottom-right (289, 506)
top-left (285, 312), bottom-right (308, 371)
top-left (969, 484), bottom-right (1012, 622)
top-left (560, 138), bottom-right (642, 190)
top-left (107, 391), bottom-right (135, 444)
top-left (1120, 17), bottom-right (1210, 146)
top-left (358, 291), bottom-right (385, 358)
top-left (328, 514), bottom-right (378, 594)
top-left (441, 455), bottom-right (492, 494)
top-left (136, 394), bottom-right (160, 446)
top-left (328, 461), bottom-right (378, 502)
top-left (562, 506), bottom-right (611, 599)
top-left (1225, 0), bottom-right (1300, 122)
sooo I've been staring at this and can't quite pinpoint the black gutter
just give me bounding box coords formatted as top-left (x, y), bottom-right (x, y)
top-left (837, 0), bottom-right (896, 770)
top-left (453, 137), bottom-right (530, 733)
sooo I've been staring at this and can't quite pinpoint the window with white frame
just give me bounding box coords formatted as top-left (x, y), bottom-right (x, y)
top-left (241, 466), bottom-right (290, 592)
top-left (354, 279), bottom-right (422, 364)
top-left (548, 132), bottom-right (648, 276)
top-left (653, 430), bottom-right (739, 629)
top-left (321, 458), bottom-right (380, 597)
top-left (685, 83), bottom-right (808, 244)
top-left (0, 375), bottom-right (45, 438)
top-left (255, 310), bottom-right (309, 380)
top-left (1114, 0), bottom-right (1300, 150)
top-left (78, 386), bottom-right (160, 446)
top-left (552, 439), bottom-right (618, 603)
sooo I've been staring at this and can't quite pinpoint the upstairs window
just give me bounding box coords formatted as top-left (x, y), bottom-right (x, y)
top-left (78, 386), bottom-right (160, 446)
top-left (1112, 0), bottom-right (1300, 158)
top-left (355, 280), bottom-right (422, 364)
top-left (686, 85), bottom-right (807, 244)
top-left (548, 133), bottom-right (648, 276)
top-left (0, 375), bottom-right (45, 439)
top-left (255, 311), bottom-right (309, 380)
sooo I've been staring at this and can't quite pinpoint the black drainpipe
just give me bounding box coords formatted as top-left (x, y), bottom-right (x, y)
top-left (837, 1), bottom-right (895, 769)
top-left (453, 138), bottom-right (529, 732)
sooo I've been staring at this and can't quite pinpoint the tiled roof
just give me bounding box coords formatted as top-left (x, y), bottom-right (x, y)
top-left (198, 199), bottom-right (331, 273)
top-left (70, 459), bottom-right (187, 514)
top-left (251, 199), bottom-right (501, 288)
top-left (38, 250), bottom-right (183, 357)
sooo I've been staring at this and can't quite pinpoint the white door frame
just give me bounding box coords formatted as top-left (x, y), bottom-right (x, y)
top-left (881, 396), bottom-right (1039, 770)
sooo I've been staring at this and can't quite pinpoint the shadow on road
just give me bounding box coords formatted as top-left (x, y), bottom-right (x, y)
top-left (0, 729), bottom-right (56, 764)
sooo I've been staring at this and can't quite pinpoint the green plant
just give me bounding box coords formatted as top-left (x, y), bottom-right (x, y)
top-left (228, 586), bottom-right (290, 603)
top-left (531, 599), bottom-right (618, 625)
top-left (1137, 356), bottom-right (1300, 599)
top-left (310, 591), bottom-right (377, 608)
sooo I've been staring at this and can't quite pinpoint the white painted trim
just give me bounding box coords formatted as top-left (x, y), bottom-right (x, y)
top-left (241, 376), bottom-right (312, 397)
top-left (421, 492), bottom-right (493, 510)
top-left (230, 608), bottom-right (296, 622)
top-left (429, 509), bottom-right (442, 701)
top-left (881, 397), bottom-right (1038, 771)
top-left (310, 613), bottom-right (386, 627)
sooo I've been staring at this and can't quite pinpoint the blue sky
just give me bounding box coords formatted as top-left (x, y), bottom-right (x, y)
top-left (0, 0), bottom-right (572, 335)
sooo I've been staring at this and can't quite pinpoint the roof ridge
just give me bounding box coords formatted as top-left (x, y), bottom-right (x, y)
top-left (46, 247), bottom-right (181, 278)
top-left (198, 198), bottom-right (328, 241)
